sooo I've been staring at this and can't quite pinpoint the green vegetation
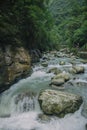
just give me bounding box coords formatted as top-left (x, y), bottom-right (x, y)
top-left (0, 0), bottom-right (87, 51)
top-left (49, 0), bottom-right (87, 49)
top-left (0, 0), bottom-right (57, 51)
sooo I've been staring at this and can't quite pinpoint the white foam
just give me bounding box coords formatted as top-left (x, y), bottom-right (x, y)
top-left (39, 110), bottom-right (87, 130)
top-left (0, 108), bottom-right (87, 130)
top-left (74, 79), bottom-right (87, 84)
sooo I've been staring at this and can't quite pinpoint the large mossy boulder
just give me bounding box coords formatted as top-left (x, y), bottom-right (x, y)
top-left (38, 89), bottom-right (83, 117)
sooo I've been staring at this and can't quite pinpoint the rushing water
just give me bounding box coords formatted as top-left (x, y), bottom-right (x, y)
top-left (0, 52), bottom-right (87, 130)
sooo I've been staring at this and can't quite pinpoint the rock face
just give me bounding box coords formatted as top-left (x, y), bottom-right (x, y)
top-left (0, 46), bottom-right (31, 93)
top-left (38, 89), bottom-right (83, 117)
top-left (30, 49), bottom-right (42, 63)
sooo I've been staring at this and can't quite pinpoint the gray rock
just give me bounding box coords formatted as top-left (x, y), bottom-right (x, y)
top-left (48, 67), bottom-right (62, 75)
top-left (81, 60), bottom-right (87, 64)
top-left (41, 62), bottom-right (48, 67)
top-left (52, 72), bottom-right (70, 82)
top-left (51, 84), bottom-right (65, 90)
top-left (38, 89), bottom-right (83, 117)
top-left (59, 61), bottom-right (65, 65)
top-left (51, 78), bottom-right (65, 86)
top-left (85, 124), bottom-right (87, 130)
top-left (69, 68), bottom-right (77, 74)
top-left (69, 66), bottom-right (85, 74)
top-left (37, 113), bottom-right (51, 122)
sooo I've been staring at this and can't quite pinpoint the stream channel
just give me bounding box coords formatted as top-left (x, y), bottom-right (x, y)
top-left (0, 51), bottom-right (87, 130)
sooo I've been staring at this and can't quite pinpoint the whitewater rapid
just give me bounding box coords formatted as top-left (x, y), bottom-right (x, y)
top-left (0, 55), bottom-right (87, 130)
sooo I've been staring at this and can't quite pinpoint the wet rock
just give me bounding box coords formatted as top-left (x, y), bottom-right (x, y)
top-left (60, 48), bottom-right (69, 53)
top-left (69, 60), bottom-right (76, 65)
top-left (56, 52), bottom-right (65, 58)
top-left (85, 124), bottom-right (87, 130)
top-left (48, 67), bottom-right (62, 75)
top-left (52, 72), bottom-right (70, 82)
top-left (59, 61), bottom-right (65, 65)
top-left (0, 114), bottom-right (10, 118)
top-left (81, 60), bottom-right (87, 64)
top-left (69, 68), bottom-right (77, 74)
top-left (51, 84), bottom-right (65, 90)
top-left (79, 51), bottom-right (87, 59)
top-left (69, 66), bottom-right (85, 74)
top-left (50, 51), bottom-right (57, 55)
top-left (30, 49), bottom-right (42, 63)
top-left (42, 55), bottom-right (49, 60)
top-left (81, 103), bottom-right (87, 118)
top-left (51, 78), bottom-right (65, 86)
top-left (76, 81), bottom-right (87, 87)
top-left (38, 89), bottom-right (83, 117)
top-left (41, 62), bottom-right (48, 67)
top-left (73, 66), bottom-right (85, 74)
top-left (71, 56), bottom-right (76, 59)
top-left (37, 113), bottom-right (51, 122)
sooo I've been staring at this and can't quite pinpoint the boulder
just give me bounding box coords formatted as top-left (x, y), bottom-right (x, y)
top-left (38, 89), bottom-right (83, 117)
top-left (73, 66), bottom-right (85, 74)
top-left (52, 72), bottom-right (70, 82)
top-left (37, 113), bottom-right (51, 122)
top-left (51, 78), bottom-right (65, 86)
top-left (48, 67), bottom-right (62, 75)
top-left (69, 66), bottom-right (85, 74)
top-left (41, 62), bottom-right (48, 67)
top-left (81, 60), bottom-right (87, 64)
top-left (59, 61), bottom-right (65, 65)
top-left (69, 68), bottom-right (77, 74)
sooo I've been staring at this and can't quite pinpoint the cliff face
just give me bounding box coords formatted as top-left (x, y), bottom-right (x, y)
top-left (0, 46), bottom-right (31, 93)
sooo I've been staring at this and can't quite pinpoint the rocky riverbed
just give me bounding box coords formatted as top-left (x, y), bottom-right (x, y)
top-left (0, 49), bottom-right (87, 130)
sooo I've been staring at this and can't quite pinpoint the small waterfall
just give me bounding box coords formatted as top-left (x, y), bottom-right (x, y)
top-left (14, 96), bottom-right (35, 113)
top-left (11, 91), bottom-right (37, 115)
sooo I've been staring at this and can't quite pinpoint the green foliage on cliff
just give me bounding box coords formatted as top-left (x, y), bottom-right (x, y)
top-left (0, 0), bottom-right (87, 51)
top-left (49, 0), bottom-right (87, 49)
top-left (0, 0), bottom-right (57, 51)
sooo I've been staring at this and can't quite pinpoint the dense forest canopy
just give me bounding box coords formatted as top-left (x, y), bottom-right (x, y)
top-left (49, 0), bottom-right (87, 49)
top-left (0, 0), bottom-right (87, 51)
top-left (0, 0), bottom-right (56, 51)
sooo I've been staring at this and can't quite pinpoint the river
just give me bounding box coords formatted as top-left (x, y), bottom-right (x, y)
top-left (0, 51), bottom-right (87, 130)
